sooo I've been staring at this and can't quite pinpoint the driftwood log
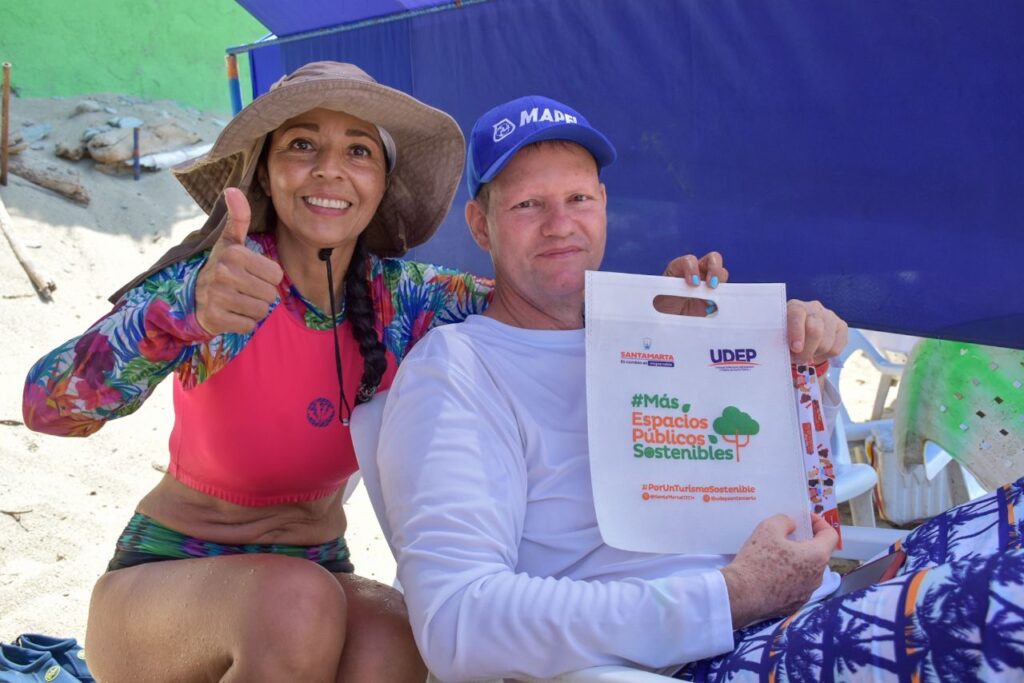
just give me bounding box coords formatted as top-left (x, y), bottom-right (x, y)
top-left (124, 142), bottom-right (212, 171)
top-left (8, 155), bottom-right (90, 205)
top-left (0, 194), bottom-right (57, 299)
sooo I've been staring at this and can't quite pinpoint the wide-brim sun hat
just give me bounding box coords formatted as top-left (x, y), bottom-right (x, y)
top-left (110, 61), bottom-right (464, 302)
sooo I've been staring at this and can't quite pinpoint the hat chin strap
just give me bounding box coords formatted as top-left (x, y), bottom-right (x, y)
top-left (318, 247), bottom-right (353, 426)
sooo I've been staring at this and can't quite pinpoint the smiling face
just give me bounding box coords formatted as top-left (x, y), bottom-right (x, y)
top-left (465, 141), bottom-right (607, 329)
top-left (259, 108), bottom-right (387, 256)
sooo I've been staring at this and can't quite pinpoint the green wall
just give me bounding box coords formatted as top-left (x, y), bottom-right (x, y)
top-left (0, 0), bottom-right (267, 114)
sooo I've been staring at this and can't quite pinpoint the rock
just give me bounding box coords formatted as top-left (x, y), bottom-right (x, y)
top-left (103, 106), bottom-right (117, 114)
top-left (108, 116), bottom-right (145, 129)
top-left (7, 133), bottom-right (26, 155)
top-left (30, 143), bottom-right (45, 150)
top-left (55, 142), bottom-right (88, 161)
top-left (93, 162), bottom-right (134, 177)
top-left (7, 124), bottom-right (51, 155)
top-left (81, 126), bottom-right (111, 142)
top-left (70, 99), bottom-right (102, 116)
top-left (88, 119), bottom-right (202, 164)
top-left (19, 123), bottom-right (51, 143)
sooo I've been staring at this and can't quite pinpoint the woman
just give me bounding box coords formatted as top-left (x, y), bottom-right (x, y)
top-left (23, 62), bottom-right (491, 681)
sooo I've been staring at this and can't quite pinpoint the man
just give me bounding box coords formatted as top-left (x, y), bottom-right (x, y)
top-left (377, 96), bottom-right (1024, 682)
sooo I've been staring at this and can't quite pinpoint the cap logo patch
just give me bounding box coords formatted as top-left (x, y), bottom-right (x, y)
top-left (493, 118), bottom-right (516, 142)
top-left (520, 107), bottom-right (578, 126)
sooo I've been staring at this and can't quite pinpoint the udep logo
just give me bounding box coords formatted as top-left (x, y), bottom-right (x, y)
top-left (492, 118), bottom-right (516, 142)
top-left (709, 348), bottom-right (759, 372)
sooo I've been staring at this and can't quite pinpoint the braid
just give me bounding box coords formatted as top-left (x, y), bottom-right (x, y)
top-left (344, 235), bottom-right (388, 404)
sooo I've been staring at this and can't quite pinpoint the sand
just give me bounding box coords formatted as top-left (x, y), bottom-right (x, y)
top-left (0, 93), bottom-right (892, 645)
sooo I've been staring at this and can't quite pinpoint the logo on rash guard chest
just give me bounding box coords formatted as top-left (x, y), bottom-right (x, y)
top-left (307, 397), bottom-right (336, 427)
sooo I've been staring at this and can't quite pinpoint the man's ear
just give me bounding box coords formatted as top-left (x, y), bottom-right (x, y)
top-left (465, 200), bottom-right (492, 253)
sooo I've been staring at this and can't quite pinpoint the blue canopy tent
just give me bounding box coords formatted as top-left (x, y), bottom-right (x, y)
top-left (229, 0), bottom-right (1023, 349)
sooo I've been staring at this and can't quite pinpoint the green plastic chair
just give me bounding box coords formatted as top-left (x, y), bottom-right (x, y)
top-left (894, 339), bottom-right (1024, 491)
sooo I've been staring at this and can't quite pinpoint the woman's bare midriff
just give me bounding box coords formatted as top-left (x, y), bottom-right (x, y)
top-left (136, 473), bottom-right (348, 546)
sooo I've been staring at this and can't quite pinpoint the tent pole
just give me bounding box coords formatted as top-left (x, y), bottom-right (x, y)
top-left (226, 54), bottom-right (243, 115)
top-left (1, 62), bottom-right (10, 186)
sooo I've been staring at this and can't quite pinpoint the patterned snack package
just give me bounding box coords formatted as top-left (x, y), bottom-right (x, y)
top-left (585, 271), bottom-right (813, 554)
top-left (792, 362), bottom-right (842, 548)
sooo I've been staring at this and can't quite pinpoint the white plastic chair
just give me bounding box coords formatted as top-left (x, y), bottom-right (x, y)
top-left (833, 328), bottom-right (911, 444)
top-left (351, 391), bottom-right (675, 683)
top-left (832, 525), bottom-right (909, 561)
top-left (859, 332), bottom-right (910, 420)
top-left (341, 471), bottom-right (363, 504)
top-left (825, 330), bottom-right (916, 557)
top-left (529, 669), bottom-right (684, 682)
top-left (828, 328), bottom-right (926, 526)
top-left (825, 334), bottom-right (886, 529)
top-left (829, 406), bottom-right (879, 528)
top-left (350, 393), bottom-right (397, 556)
top-left (835, 332), bottom-right (994, 526)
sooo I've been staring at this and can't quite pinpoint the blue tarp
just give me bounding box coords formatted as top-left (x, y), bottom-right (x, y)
top-left (236, 0), bottom-right (1023, 349)
top-left (235, 0), bottom-right (451, 38)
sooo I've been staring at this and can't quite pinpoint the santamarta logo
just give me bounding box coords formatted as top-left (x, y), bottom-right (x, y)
top-left (709, 348), bottom-right (759, 372)
top-left (621, 340), bottom-right (675, 368)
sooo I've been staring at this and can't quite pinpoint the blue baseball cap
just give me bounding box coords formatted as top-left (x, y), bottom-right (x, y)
top-left (466, 95), bottom-right (617, 198)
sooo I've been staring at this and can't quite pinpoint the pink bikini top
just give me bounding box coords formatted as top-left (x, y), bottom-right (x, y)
top-left (168, 302), bottom-right (396, 506)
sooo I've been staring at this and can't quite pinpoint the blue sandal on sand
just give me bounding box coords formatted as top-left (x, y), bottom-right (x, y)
top-left (0, 643), bottom-right (81, 682)
top-left (12, 635), bottom-right (93, 683)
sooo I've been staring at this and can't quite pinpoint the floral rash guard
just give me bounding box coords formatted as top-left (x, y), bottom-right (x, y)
top-left (24, 232), bottom-right (493, 437)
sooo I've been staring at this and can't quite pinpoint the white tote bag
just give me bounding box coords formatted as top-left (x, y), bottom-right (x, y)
top-left (585, 271), bottom-right (812, 554)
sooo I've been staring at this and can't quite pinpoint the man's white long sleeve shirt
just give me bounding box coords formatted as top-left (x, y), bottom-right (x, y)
top-left (378, 316), bottom-right (742, 682)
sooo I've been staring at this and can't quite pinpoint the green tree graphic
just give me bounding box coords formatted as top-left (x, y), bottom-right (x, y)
top-left (712, 406), bottom-right (760, 462)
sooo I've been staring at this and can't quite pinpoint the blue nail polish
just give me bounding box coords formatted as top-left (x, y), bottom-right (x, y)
top-left (710, 276), bottom-right (719, 289)
top-left (705, 302), bottom-right (716, 315)
top-left (691, 275), bottom-right (700, 285)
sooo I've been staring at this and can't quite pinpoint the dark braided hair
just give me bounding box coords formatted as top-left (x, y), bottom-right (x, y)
top-left (343, 234), bottom-right (388, 404)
